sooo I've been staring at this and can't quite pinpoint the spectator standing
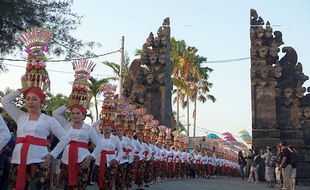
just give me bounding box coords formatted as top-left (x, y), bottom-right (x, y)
top-left (280, 141), bottom-right (292, 190)
top-left (237, 151), bottom-right (246, 180)
top-left (288, 145), bottom-right (297, 190)
top-left (261, 146), bottom-right (275, 188)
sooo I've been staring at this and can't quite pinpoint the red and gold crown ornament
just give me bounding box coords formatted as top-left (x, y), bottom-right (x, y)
top-left (99, 84), bottom-right (117, 122)
top-left (165, 128), bottom-right (172, 146)
top-left (114, 97), bottom-right (129, 130)
top-left (68, 60), bottom-right (96, 108)
top-left (134, 107), bottom-right (146, 136)
top-left (17, 27), bottom-right (53, 91)
top-left (157, 125), bottom-right (166, 144)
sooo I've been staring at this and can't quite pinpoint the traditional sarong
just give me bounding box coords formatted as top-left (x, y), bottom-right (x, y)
top-left (125, 162), bottom-right (134, 188)
top-left (95, 165), bottom-right (115, 190)
top-left (134, 160), bottom-right (145, 187)
top-left (144, 160), bottom-right (151, 183)
top-left (9, 163), bottom-right (49, 190)
top-left (115, 162), bottom-right (127, 190)
top-left (60, 163), bottom-right (89, 190)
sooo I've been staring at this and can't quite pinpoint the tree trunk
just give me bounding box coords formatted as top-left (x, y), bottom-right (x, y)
top-left (177, 87), bottom-right (180, 132)
top-left (186, 95), bottom-right (190, 136)
top-left (95, 96), bottom-right (98, 121)
top-left (193, 97), bottom-right (197, 137)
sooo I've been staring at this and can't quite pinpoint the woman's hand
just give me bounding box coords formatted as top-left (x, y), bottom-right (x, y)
top-left (41, 154), bottom-right (52, 169)
top-left (80, 155), bottom-right (94, 169)
top-left (19, 87), bottom-right (32, 93)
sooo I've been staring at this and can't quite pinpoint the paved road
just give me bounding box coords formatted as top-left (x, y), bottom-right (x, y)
top-left (86, 177), bottom-right (309, 190)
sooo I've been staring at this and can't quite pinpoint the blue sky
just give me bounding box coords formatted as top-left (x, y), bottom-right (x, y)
top-left (1, 0), bottom-right (309, 136)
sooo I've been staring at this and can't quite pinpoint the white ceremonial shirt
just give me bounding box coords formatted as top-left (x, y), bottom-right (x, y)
top-left (132, 139), bottom-right (143, 160)
top-left (181, 151), bottom-right (187, 163)
top-left (52, 105), bottom-right (102, 164)
top-left (1, 90), bottom-right (70, 164)
top-left (142, 142), bottom-right (152, 161)
top-left (0, 115), bottom-right (11, 151)
top-left (201, 155), bottom-right (209, 164)
top-left (118, 136), bottom-right (135, 164)
top-left (95, 134), bottom-right (123, 167)
top-left (150, 143), bottom-right (158, 160)
top-left (165, 148), bottom-right (174, 162)
top-left (159, 147), bottom-right (166, 161)
top-left (154, 145), bottom-right (162, 161)
top-left (173, 149), bottom-right (182, 163)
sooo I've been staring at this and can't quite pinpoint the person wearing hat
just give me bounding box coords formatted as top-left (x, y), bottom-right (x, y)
top-left (2, 86), bottom-right (70, 190)
top-left (125, 117), bottom-right (139, 190)
top-left (149, 126), bottom-right (159, 184)
top-left (52, 60), bottom-right (101, 190)
top-left (172, 132), bottom-right (182, 179)
top-left (133, 108), bottom-right (147, 190)
top-left (1, 28), bottom-right (70, 190)
top-left (164, 129), bottom-right (174, 179)
top-left (261, 146), bottom-right (275, 188)
top-left (142, 123), bottom-right (152, 187)
top-left (156, 125), bottom-right (167, 182)
top-left (114, 120), bottom-right (135, 190)
top-left (95, 120), bottom-right (123, 190)
top-left (191, 144), bottom-right (202, 178)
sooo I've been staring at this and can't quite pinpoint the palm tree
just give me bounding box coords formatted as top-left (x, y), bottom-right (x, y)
top-left (89, 77), bottom-right (110, 120)
top-left (102, 52), bottom-right (130, 80)
top-left (187, 54), bottom-right (216, 136)
top-left (171, 38), bottom-right (215, 136)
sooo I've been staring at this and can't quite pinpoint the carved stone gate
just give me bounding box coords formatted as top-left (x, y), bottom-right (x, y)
top-left (250, 9), bottom-right (310, 184)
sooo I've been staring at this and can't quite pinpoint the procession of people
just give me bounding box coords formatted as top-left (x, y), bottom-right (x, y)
top-left (0, 27), bottom-right (242, 190)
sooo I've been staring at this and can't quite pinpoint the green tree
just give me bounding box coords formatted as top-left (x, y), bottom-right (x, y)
top-left (43, 92), bottom-right (68, 115)
top-left (170, 38), bottom-right (215, 136)
top-left (101, 52), bottom-right (131, 81)
top-left (89, 77), bottom-right (110, 120)
top-left (0, 0), bottom-right (100, 58)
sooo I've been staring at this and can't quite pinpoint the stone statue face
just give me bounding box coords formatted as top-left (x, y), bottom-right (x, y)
top-left (156, 73), bottom-right (165, 84)
top-left (304, 107), bottom-right (310, 119)
top-left (159, 54), bottom-right (166, 64)
top-left (149, 53), bottom-right (158, 64)
top-left (258, 47), bottom-right (268, 58)
top-left (146, 73), bottom-right (154, 84)
top-left (284, 88), bottom-right (293, 98)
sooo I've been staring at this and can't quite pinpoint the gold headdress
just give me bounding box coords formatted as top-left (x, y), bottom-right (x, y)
top-left (17, 27), bottom-right (53, 90)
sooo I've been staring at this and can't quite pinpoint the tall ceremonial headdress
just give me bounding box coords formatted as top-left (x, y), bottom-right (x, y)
top-left (125, 104), bottom-right (136, 133)
top-left (99, 84), bottom-right (117, 124)
top-left (68, 60), bottom-right (95, 109)
top-left (17, 27), bottom-right (53, 90)
top-left (172, 131), bottom-right (180, 147)
top-left (150, 119), bottom-right (159, 142)
top-left (134, 107), bottom-right (147, 136)
top-left (157, 125), bottom-right (166, 144)
top-left (114, 97), bottom-right (129, 130)
top-left (165, 128), bottom-right (172, 146)
top-left (143, 114), bottom-right (154, 139)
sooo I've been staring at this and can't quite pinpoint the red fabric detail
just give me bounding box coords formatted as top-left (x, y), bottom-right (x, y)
top-left (70, 105), bottom-right (87, 116)
top-left (68, 141), bottom-right (88, 186)
top-left (122, 148), bottom-right (131, 155)
top-left (98, 150), bottom-right (115, 189)
top-left (25, 87), bottom-right (46, 103)
top-left (16, 136), bottom-right (47, 190)
top-left (173, 155), bottom-right (180, 172)
top-left (195, 160), bottom-right (201, 171)
top-left (133, 158), bottom-right (140, 181)
top-left (143, 151), bottom-right (148, 158)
